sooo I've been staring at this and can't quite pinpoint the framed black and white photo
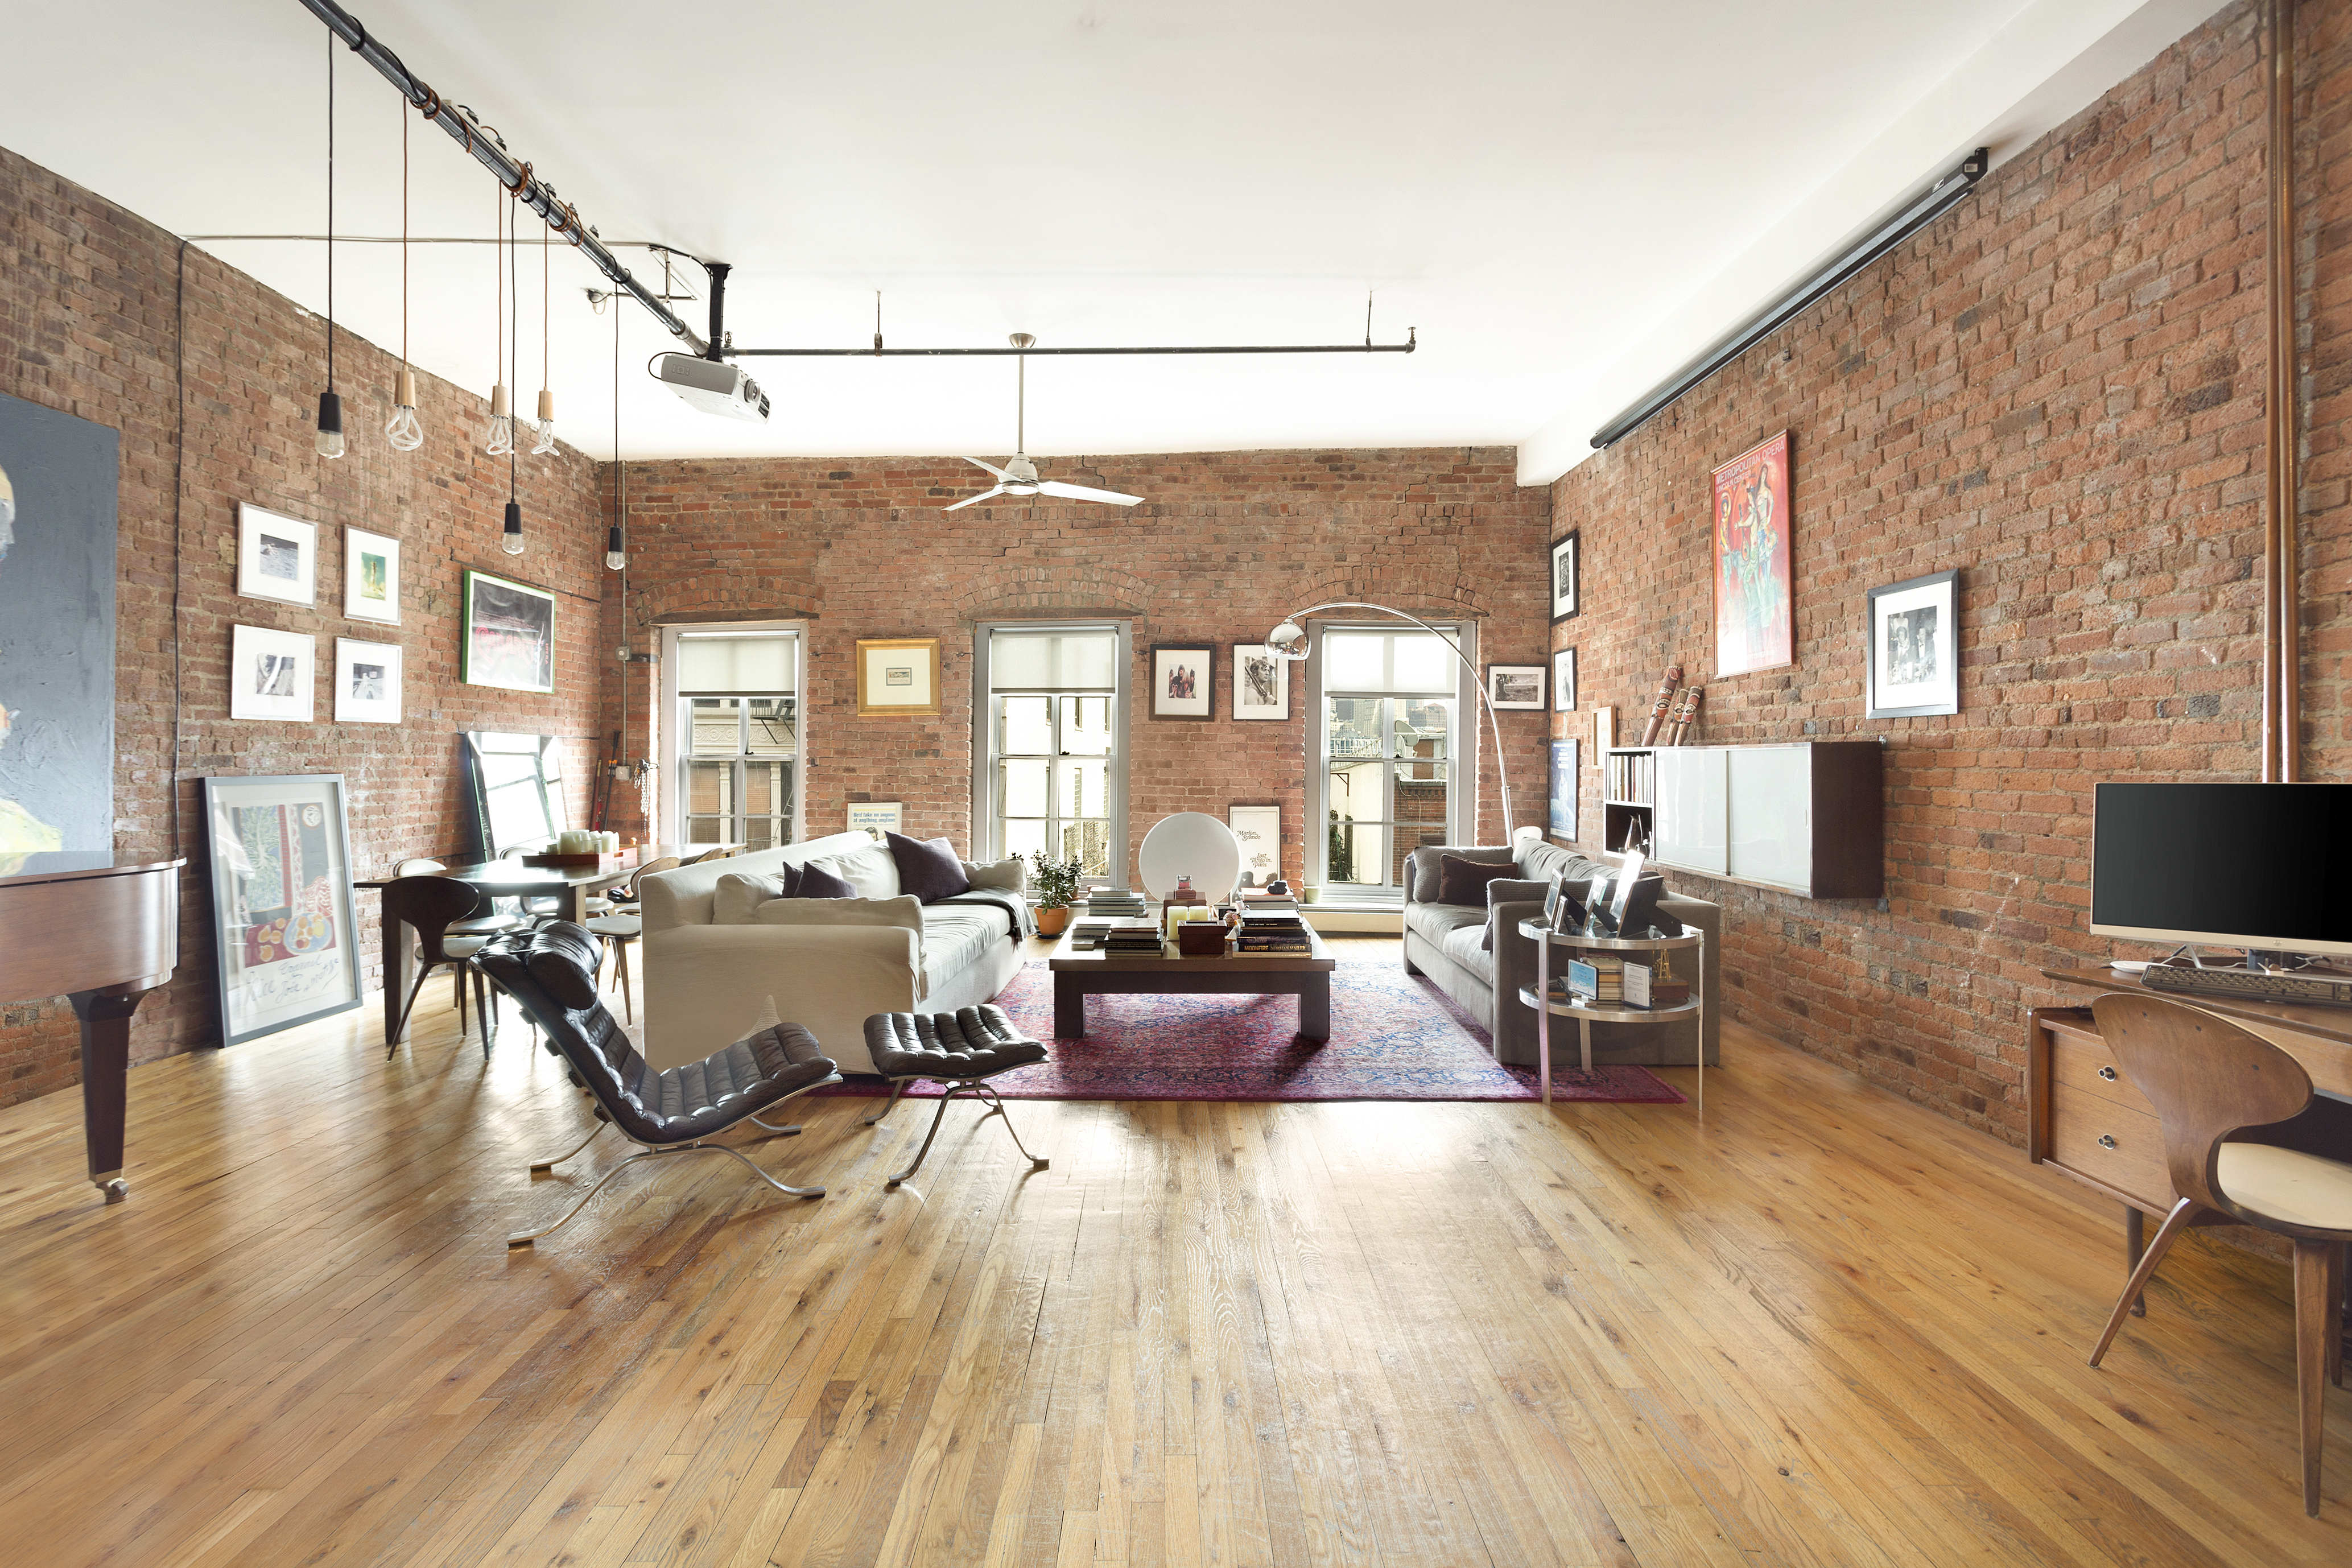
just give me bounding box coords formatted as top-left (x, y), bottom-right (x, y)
top-left (1150, 643), bottom-right (1215, 720)
top-left (1866, 567), bottom-right (1960, 717)
top-left (461, 568), bottom-right (556, 694)
top-left (333, 637), bottom-right (402, 724)
top-left (1228, 804), bottom-right (1281, 885)
top-left (201, 773), bottom-right (362, 1046)
top-left (237, 502), bottom-right (317, 607)
top-left (1549, 530), bottom-right (1579, 622)
top-left (1230, 643), bottom-right (1289, 720)
top-left (229, 624), bottom-right (315, 722)
top-left (1552, 646), bottom-right (1577, 712)
top-left (344, 526), bottom-right (401, 625)
top-left (1548, 738), bottom-right (1579, 843)
top-left (1485, 664), bottom-right (1545, 711)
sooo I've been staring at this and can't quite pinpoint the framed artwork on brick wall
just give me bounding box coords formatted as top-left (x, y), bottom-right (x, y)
top-left (856, 638), bottom-right (940, 715)
top-left (229, 624), bottom-right (315, 722)
top-left (333, 637), bottom-right (402, 725)
top-left (1485, 665), bottom-right (1544, 711)
top-left (238, 502), bottom-right (317, 608)
top-left (1549, 531), bottom-right (1579, 622)
top-left (1231, 643), bottom-right (1289, 720)
top-left (1150, 644), bottom-right (1214, 720)
top-left (1552, 647), bottom-right (1577, 712)
top-left (1711, 431), bottom-right (1794, 678)
top-left (461, 569), bottom-right (556, 694)
top-left (201, 773), bottom-right (362, 1047)
top-left (1866, 567), bottom-right (1960, 718)
top-left (344, 526), bottom-right (401, 625)
top-left (1548, 738), bottom-right (1579, 843)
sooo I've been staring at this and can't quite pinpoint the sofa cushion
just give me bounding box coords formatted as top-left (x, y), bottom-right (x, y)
top-left (919, 906), bottom-right (1006, 996)
top-left (1439, 853), bottom-right (1520, 907)
top-left (804, 843), bottom-right (899, 900)
top-left (1405, 899), bottom-right (1484, 951)
top-left (714, 869), bottom-right (795, 923)
top-left (1519, 840), bottom-right (1605, 886)
top-left (752, 893), bottom-right (925, 957)
top-left (794, 861), bottom-right (856, 899)
top-left (1480, 878), bottom-right (1553, 950)
top-left (961, 856), bottom-right (1026, 894)
top-left (888, 831), bottom-right (972, 902)
top-left (1437, 916), bottom-right (1495, 980)
top-left (1410, 845), bottom-right (1512, 903)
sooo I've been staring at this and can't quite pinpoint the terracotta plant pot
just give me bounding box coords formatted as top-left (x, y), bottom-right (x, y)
top-left (1034, 905), bottom-right (1072, 936)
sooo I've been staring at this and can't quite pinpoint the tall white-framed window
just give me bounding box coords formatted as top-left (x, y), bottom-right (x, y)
top-left (658, 622), bottom-right (804, 851)
top-left (1303, 621), bottom-right (1474, 899)
top-left (972, 621), bottom-right (1130, 880)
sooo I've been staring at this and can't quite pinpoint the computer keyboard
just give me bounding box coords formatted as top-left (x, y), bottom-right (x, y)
top-left (2142, 963), bottom-right (2352, 1009)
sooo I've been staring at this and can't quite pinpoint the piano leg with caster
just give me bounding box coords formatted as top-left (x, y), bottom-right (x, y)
top-left (67, 985), bottom-right (150, 1204)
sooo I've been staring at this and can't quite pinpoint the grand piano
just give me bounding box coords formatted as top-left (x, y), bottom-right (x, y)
top-left (0, 854), bottom-right (183, 1202)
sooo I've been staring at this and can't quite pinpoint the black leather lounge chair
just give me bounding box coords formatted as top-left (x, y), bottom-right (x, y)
top-left (477, 923), bottom-right (841, 1247)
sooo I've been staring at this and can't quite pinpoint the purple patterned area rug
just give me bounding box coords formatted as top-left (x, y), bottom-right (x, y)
top-left (811, 960), bottom-right (1686, 1104)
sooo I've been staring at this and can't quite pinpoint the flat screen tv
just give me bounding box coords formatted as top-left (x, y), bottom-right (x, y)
top-left (2089, 782), bottom-right (2352, 958)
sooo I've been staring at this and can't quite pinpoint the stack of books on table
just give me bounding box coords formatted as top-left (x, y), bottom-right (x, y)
top-left (1099, 918), bottom-right (1167, 955)
top-left (1083, 886), bottom-right (1148, 919)
top-left (1558, 954), bottom-right (1625, 1004)
top-left (1235, 906), bottom-right (1313, 955)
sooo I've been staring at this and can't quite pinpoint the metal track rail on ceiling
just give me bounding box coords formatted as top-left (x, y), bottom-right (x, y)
top-left (295, 0), bottom-right (708, 355)
top-left (726, 334), bottom-right (1417, 358)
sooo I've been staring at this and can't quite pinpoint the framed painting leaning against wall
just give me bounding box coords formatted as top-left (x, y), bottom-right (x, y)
top-left (202, 773), bottom-right (362, 1047)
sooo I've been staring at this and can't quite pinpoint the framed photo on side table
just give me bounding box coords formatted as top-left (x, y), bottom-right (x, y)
top-left (1150, 643), bottom-right (1215, 720)
top-left (1485, 665), bottom-right (1545, 710)
top-left (856, 638), bottom-right (941, 716)
top-left (237, 502), bottom-right (317, 606)
top-left (461, 569), bottom-right (556, 694)
top-left (1548, 738), bottom-right (1579, 843)
top-left (1552, 647), bottom-right (1577, 712)
top-left (1231, 643), bottom-right (1289, 720)
top-left (1866, 567), bottom-right (1961, 717)
top-left (344, 526), bottom-right (401, 624)
top-left (229, 624), bottom-right (315, 722)
top-left (201, 773), bottom-right (362, 1047)
top-left (333, 637), bottom-right (402, 724)
top-left (1549, 530), bottom-right (1579, 621)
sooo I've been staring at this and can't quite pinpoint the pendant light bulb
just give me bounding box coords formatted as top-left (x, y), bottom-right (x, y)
top-left (386, 367), bottom-right (423, 452)
top-left (605, 523), bottom-right (626, 571)
top-left (314, 390), bottom-right (345, 460)
top-left (501, 498), bottom-right (526, 555)
top-left (531, 387), bottom-right (557, 455)
top-left (484, 383), bottom-right (514, 456)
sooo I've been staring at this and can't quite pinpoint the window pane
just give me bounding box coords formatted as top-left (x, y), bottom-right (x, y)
top-left (1000, 695), bottom-right (1052, 756)
top-left (690, 698), bottom-right (743, 756)
top-left (1059, 819), bottom-right (1111, 880)
top-left (1055, 757), bottom-right (1107, 820)
top-left (1003, 818), bottom-right (1047, 859)
top-left (747, 698), bottom-right (796, 756)
top-left (1327, 758), bottom-right (1382, 821)
top-left (1327, 633), bottom-right (1387, 690)
top-left (1327, 815), bottom-right (1389, 886)
top-left (687, 761), bottom-right (733, 818)
top-left (685, 816), bottom-right (727, 844)
top-left (1061, 695), bottom-right (1111, 756)
top-left (1001, 758), bottom-right (1049, 817)
top-left (1327, 697), bottom-right (1382, 758)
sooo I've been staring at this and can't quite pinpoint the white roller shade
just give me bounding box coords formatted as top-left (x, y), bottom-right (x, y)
top-left (1324, 629), bottom-right (1459, 694)
top-left (676, 634), bottom-right (797, 695)
top-left (989, 630), bottom-right (1116, 692)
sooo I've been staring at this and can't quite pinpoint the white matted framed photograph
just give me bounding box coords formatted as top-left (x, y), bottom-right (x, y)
top-left (1867, 567), bottom-right (1961, 717)
top-left (1485, 664), bottom-right (1545, 711)
top-left (1549, 530), bottom-right (1579, 622)
top-left (1228, 804), bottom-right (1281, 885)
top-left (1552, 646), bottom-right (1577, 712)
top-left (201, 773), bottom-right (362, 1046)
top-left (229, 624), bottom-right (315, 721)
top-left (1150, 643), bottom-right (1215, 720)
top-left (1231, 643), bottom-right (1289, 720)
top-left (855, 638), bottom-right (940, 716)
top-left (344, 526), bottom-right (401, 624)
top-left (238, 502), bottom-right (317, 607)
top-left (333, 637), bottom-right (402, 724)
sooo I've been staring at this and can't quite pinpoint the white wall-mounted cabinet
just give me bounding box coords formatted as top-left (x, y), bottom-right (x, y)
top-left (1607, 741), bottom-right (1882, 899)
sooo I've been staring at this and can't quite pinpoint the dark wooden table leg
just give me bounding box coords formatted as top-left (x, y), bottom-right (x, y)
top-left (1299, 976), bottom-right (1330, 1042)
top-left (381, 914), bottom-right (404, 1046)
top-left (2126, 1205), bottom-right (2147, 1317)
top-left (67, 985), bottom-right (147, 1204)
top-left (1054, 975), bottom-right (1086, 1039)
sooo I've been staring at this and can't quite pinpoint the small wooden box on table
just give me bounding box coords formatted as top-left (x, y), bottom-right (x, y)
top-left (1519, 917), bottom-right (1707, 1108)
top-left (1047, 923), bottom-right (1336, 1040)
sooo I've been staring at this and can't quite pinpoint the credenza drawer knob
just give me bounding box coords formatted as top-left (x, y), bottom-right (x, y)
top-left (2098, 1066), bottom-right (2119, 1082)
top-left (2098, 1134), bottom-right (2118, 1150)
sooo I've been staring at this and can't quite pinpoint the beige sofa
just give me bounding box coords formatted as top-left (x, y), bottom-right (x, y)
top-left (1402, 840), bottom-right (1720, 1068)
top-left (638, 832), bottom-right (1026, 1075)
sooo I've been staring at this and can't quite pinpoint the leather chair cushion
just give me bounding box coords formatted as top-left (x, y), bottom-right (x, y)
top-left (863, 1006), bottom-right (1047, 1080)
top-left (522, 922), bottom-right (606, 1009)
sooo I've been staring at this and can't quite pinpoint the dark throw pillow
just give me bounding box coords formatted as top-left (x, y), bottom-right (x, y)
top-left (794, 861), bottom-right (856, 899)
top-left (886, 831), bottom-right (972, 903)
top-left (1438, 854), bottom-right (1520, 909)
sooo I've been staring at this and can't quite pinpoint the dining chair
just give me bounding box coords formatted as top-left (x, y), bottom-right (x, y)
top-left (394, 857), bottom-right (520, 938)
top-left (581, 856), bottom-right (679, 1024)
top-left (381, 874), bottom-right (503, 1057)
top-left (501, 844), bottom-right (570, 922)
top-left (2087, 991), bottom-right (2352, 1515)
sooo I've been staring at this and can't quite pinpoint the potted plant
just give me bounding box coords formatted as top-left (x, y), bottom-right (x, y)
top-left (1027, 851), bottom-right (1083, 936)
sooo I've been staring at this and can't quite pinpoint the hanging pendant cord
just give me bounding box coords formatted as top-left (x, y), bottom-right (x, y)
top-left (324, 30), bottom-right (335, 391)
top-left (510, 193), bottom-right (519, 500)
top-left (399, 89), bottom-right (407, 366)
top-left (543, 217), bottom-right (550, 392)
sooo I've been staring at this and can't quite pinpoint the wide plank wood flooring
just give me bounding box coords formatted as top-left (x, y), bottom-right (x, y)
top-left (1, 935), bottom-right (2346, 1566)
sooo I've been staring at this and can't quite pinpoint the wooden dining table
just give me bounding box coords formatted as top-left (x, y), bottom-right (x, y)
top-left (353, 843), bottom-right (741, 1046)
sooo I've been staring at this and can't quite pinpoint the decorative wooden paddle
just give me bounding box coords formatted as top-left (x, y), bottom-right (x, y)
top-left (1639, 665), bottom-right (1683, 745)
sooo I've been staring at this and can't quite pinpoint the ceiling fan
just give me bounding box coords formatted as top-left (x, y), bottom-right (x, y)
top-left (946, 334), bottom-right (1145, 511)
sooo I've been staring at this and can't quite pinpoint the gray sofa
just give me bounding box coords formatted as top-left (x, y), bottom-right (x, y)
top-left (1402, 841), bottom-right (1720, 1068)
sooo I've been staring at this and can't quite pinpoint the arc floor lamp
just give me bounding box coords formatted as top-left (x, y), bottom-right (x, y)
top-left (1261, 602), bottom-right (1521, 849)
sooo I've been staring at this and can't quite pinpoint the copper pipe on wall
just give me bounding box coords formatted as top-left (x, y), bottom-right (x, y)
top-left (2263, 0), bottom-right (2301, 781)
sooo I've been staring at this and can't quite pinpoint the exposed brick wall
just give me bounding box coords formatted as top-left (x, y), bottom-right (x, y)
top-left (0, 145), bottom-right (605, 1105)
top-left (1549, 0), bottom-right (2349, 1142)
top-left (596, 452), bottom-right (1552, 888)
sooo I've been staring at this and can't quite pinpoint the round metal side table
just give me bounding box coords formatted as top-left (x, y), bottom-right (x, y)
top-left (1517, 917), bottom-right (1707, 1109)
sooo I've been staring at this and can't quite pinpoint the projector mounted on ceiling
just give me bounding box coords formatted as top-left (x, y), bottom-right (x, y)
top-left (653, 353), bottom-right (770, 423)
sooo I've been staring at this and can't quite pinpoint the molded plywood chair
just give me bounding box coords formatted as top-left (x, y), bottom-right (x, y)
top-left (2088, 991), bottom-right (2352, 1515)
top-left (394, 857), bottom-right (520, 939)
top-left (583, 857), bottom-right (679, 1024)
top-left (381, 874), bottom-right (502, 1055)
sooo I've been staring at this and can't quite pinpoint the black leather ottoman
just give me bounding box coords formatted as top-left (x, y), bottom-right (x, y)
top-left (863, 1006), bottom-right (1050, 1186)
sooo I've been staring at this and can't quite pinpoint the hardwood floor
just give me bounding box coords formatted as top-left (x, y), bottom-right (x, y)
top-left (1, 936), bottom-right (2346, 1566)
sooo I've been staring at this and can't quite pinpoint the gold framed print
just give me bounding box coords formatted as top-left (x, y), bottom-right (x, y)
top-left (856, 637), bottom-right (940, 716)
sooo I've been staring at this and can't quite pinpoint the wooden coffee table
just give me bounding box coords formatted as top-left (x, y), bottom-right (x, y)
top-left (1048, 925), bottom-right (1338, 1039)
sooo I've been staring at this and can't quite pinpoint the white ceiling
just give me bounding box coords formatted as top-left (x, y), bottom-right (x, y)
top-left (0, 1), bottom-right (2218, 477)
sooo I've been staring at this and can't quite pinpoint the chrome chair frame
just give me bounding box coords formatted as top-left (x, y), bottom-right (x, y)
top-left (866, 1076), bottom-right (1049, 1188)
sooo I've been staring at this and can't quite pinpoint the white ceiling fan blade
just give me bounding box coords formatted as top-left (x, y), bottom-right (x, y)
top-left (964, 455), bottom-right (1013, 480)
top-left (1037, 480), bottom-right (1145, 506)
top-left (943, 484), bottom-right (1011, 512)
